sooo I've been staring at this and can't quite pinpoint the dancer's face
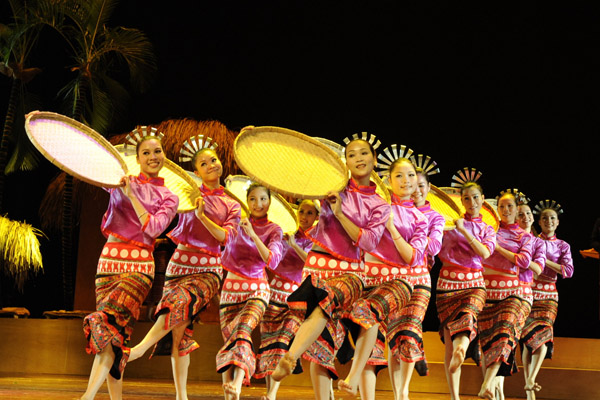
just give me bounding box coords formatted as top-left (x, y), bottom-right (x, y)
top-left (345, 140), bottom-right (375, 181)
top-left (247, 187), bottom-right (270, 219)
top-left (194, 149), bottom-right (222, 184)
top-left (497, 195), bottom-right (517, 224)
top-left (517, 204), bottom-right (534, 231)
top-left (461, 187), bottom-right (484, 217)
top-left (539, 209), bottom-right (559, 236)
top-left (136, 138), bottom-right (165, 178)
top-left (412, 173), bottom-right (430, 207)
top-left (389, 161), bottom-right (417, 200)
top-left (297, 202), bottom-right (318, 230)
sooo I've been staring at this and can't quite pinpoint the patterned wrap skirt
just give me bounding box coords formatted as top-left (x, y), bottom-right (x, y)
top-left (520, 278), bottom-right (559, 358)
top-left (151, 248), bottom-right (222, 357)
top-left (386, 269), bottom-right (432, 373)
top-left (255, 274), bottom-right (303, 378)
top-left (436, 265), bottom-right (486, 365)
top-left (83, 241), bottom-right (154, 379)
top-left (287, 251), bottom-right (364, 379)
top-left (216, 274), bottom-right (270, 385)
top-left (478, 274), bottom-right (524, 374)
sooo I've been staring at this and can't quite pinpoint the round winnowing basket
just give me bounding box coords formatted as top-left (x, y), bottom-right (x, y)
top-left (233, 126), bottom-right (348, 200)
top-left (225, 175), bottom-right (299, 235)
top-left (114, 144), bottom-right (199, 213)
top-left (439, 186), bottom-right (500, 231)
top-left (24, 111), bottom-right (127, 187)
top-left (428, 185), bottom-right (463, 230)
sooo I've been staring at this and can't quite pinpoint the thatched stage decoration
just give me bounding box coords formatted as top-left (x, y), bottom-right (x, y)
top-left (0, 215), bottom-right (44, 290)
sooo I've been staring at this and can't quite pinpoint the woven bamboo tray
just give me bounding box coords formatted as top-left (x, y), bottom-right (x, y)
top-left (25, 111), bottom-right (126, 188)
top-left (233, 126), bottom-right (348, 200)
top-left (225, 175), bottom-right (299, 235)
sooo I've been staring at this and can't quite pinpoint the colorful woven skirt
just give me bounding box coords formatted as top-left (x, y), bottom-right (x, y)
top-left (478, 283), bottom-right (523, 373)
top-left (287, 251), bottom-right (364, 379)
top-left (520, 297), bottom-right (558, 357)
top-left (216, 274), bottom-right (270, 385)
top-left (83, 241), bottom-right (154, 379)
top-left (151, 248), bottom-right (222, 357)
top-left (255, 275), bottom-right (303, 378)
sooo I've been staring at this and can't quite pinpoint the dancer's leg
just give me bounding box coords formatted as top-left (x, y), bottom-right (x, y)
top-left (106, 373), bottom-right (123, 400)
top-left (262, 375), bottom-right (281, 400)
top-left (358, 364), bottom-right (377, 400)
top-left (272, 307), bottom-right (328, 381)
top-left (171, 323), bottom-right (190, 400)
top-left (130, 314), bottom-right (189, 361)
top-left (223, 366), bottom-right (244, 400)
top-left (479, 360), bottom-right (500, 400)
top-left (338, 324), bottom-right (379, 395)
top-left (80, 345), bottom-right (116, 400)
top-left (442, 328), bottom-right (463, 400)
top-left (310, 361), bottom-right (335, 400)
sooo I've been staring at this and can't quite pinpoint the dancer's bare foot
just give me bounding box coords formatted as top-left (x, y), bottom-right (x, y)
top-left (524, 381), bottom-right (542, 391)
top-left (223, 382), bottom-right (240, 400)
top-left (271, 353), bottom-right (296, 382)
top-left (337, 379), bottom-right (357, 396)
top-left (128, 346), bottom-right (143, 362)
top-left (449, 344), bottom-right (466, 373)
top-left (478, 385), bottom-right (495, 400)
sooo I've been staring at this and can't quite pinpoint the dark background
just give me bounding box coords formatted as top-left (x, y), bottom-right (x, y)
top-left (1, 2), bottom-right (599, 337)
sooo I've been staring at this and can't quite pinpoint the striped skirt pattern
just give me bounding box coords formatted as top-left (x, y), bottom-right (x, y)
top-left (151, 270), bottom-right (221, 357)
top-left (478, 295), bottom-right (522, 371)
top-left (255, 275), bottom-right (302, 378)
top-left (520, 298), bottom-right (558, 357)
top-left (216, 276), bottom-right (269, 385)
top-left (83, 242), bottom-right (154, 379)
top-left (288, 272), bottom-right (363, 379)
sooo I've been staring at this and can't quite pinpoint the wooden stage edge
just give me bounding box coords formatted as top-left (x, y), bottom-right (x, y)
top-left (0, 318), bottom-right (598, 400)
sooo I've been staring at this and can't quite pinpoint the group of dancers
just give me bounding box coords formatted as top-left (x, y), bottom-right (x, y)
top-left (77, 129), bottom-right (574, 400)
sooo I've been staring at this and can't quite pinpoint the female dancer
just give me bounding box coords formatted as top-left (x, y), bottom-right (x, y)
top-left (435, 168), bottom-right (495, 400)
top-left (127, 137), bottom-right (241, 400)
top-left (519, 200), bottom-right (573, 400)
top-left (217, 182), bottom-right (284, 400)
top-left (383, 159), bottom-right (446, 400)
top-left (478, 190), bottom-right (533, 399)
top-left (80, 132), bottom-right (179, 400)
top-left (272, 136), bottom-right (390, 400)
top-left (256, 199), bottom-right (319, 400)
top-left (339, 154), bottom-right (428, 397)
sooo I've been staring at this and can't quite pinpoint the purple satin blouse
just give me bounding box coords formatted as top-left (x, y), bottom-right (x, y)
top-left (417, 201), bottom-right (446, 269)
top-left (101, 173), bottom-right (179, 249)
top-left (483, 222), bottom-right (533, 276)
top-left (307, 178), bottom-right (390, 263)
top-left (168, 184), bottom-right (241, 256)
top-left (439, 213), bottom-right (496, 270)
top-left (537, 232), bottom-right (574, 281)
top-left (270, 228), bottom-right (314, 284)
top-left (520, 234), bottom-right (547, 283)
top-left (368, 196), bottom-right (428, 268)
top-left (221, 216), bottom-right (284, 279)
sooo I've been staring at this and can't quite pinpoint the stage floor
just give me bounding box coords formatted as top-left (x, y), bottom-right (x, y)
top-left (0, 374), bottom-right (536, 399)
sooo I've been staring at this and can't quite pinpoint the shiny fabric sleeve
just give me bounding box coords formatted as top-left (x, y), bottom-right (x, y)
top-left (426, 212), bottom-right (445, 258)
top-left (481, 223), bottom-right (497, 255)
top-left (141, 191), bottom-right (179, 238)
top-left (264, 226), bottom-right (284, 270)
top-left (355, 202), bottom-right (391, 253)
top-left (221, 202), bottom-right (242, 245)
top-left (515, 232), bottom-right (533, 271)
top-left (558, 240), bottom-right (574, 278)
